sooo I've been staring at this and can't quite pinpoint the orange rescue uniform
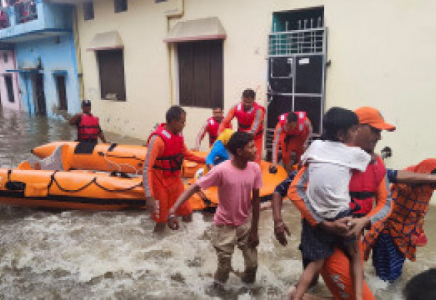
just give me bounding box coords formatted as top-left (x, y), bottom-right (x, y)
top-left (288, 161), bottom-right (393, 300)
top-left (272, 112), bottom-right (312, 166)
top-left (219, 103), bottom-right (265, 164)
top-left (144, 127), bottom-right (205, 223)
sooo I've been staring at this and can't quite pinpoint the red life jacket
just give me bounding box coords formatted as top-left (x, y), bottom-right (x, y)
top-left (349, 155), bottom-right (386, 216)
top-left (279, 111), bottom-right (307, 135)
top-left (78, 114), bottom-right (100, 141)
top-left (234, 103), bottom-right (265, 138)
top-left (147, 124), bottom-right (184, 177)
top-left (207, 117), bottom-right (220, 145)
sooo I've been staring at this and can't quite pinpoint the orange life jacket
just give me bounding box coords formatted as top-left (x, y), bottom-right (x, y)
top-left (147, 124), bottom-right (184, 177)
top-left (279, 111), bottom-right (307, 135)
top-left (78, 114), bottom-right (100, 141)
top-left (207, 117), bottom-right (220, 145)
top-left (349, 155), bottom-right (386, 216)
top-left (234, 103), bottom-right (265, 138)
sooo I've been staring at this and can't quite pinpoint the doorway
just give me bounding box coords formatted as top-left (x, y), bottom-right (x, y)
top-left (33, 74), bottom-right (46, 115)
top-left (56, 76), bottom-right (67, 111)
top-left (4, 75), bottom-right (15, 103)
top-left (266, 7), bottom-right (326, 156)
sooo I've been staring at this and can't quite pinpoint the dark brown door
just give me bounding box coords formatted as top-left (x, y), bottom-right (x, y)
top-left (56, 76), bottom-right (68, 110)
top-left (4, 75), bottom-right (14, 103)
top-left (178, 40), bottom-right (223, 108)
top-left (35, 74), bottom-right (46, 115)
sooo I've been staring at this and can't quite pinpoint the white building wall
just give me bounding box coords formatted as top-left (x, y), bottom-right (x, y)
top-left (77, 0), bottom-right (436, 173)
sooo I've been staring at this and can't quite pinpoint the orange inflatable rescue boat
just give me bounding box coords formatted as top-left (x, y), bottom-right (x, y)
top-left (0, 168), bottom-right (146, 211)
top-left (31, 141), bottom-right (205, 178)
top-left (0, 144), bottom-right (287, 211)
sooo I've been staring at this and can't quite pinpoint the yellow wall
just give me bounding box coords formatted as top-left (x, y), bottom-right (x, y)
top-left (77, 0), bottom-right (436, 171)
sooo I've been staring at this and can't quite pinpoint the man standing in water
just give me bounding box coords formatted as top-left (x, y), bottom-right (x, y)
top-left (193, 107), bottom-right (229, 151)
top-left (219, 89), bottom-right (265, 164)
top-left (168, 132), bottom-right (263, 286)
top-left (69, 100), bottom-right (107, 143)
top-left (275, 106), bottom-right (395, 299)
top-left (143, 106), bottom-right (205, 233)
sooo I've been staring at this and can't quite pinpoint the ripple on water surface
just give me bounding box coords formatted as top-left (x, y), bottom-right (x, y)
top-left (0, 107), bottom-right (435, 299)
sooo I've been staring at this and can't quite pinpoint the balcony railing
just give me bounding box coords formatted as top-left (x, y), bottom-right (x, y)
top-left (15, 1), bottom-right (38, 25)
top-left (0, 8), bottom-right (10, 29)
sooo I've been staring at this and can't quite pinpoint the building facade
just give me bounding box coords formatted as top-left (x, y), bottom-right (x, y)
top-left (0, 48), bottom-right (20, 110)
top-left (71, 0), bottom-right (436, 169)
top-left (0, 0), bottom-right (81, 118)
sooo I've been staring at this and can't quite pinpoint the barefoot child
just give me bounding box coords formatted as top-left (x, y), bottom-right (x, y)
top-left (289, 107), bottom-right (371, 300)
top-left (167, 132), bottom-right (263, 285)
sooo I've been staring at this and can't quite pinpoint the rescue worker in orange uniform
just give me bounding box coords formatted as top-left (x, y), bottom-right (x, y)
top-left (144, 106), bottom-right (206, 233)
top-left (219, 89), bottom-right (265, 164)
top-left (270, 111), bottom-right (312, 174)
top-left (193, 107), bottom-right (229, 151)
top-left (275, 106), bottom-right (395, 299)
top-left (69, 100), bottom-right (107, 143)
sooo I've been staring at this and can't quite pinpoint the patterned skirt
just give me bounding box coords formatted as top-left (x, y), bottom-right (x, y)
top-left (372, 232), bottom-right (406, 282)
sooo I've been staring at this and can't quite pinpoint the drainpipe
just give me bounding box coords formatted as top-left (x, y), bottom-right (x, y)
top-left (72, 6), bottom-right (84, 102)
top-left (165, 0), bottom-right (184, 106)
top-left (24, 74), bottom-right (32, 113)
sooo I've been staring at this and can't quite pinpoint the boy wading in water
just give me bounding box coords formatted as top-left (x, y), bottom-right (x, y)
top-left (167, 132), bottom-right (263, 286)
top-left (289, 107), bottom-right (371, 300)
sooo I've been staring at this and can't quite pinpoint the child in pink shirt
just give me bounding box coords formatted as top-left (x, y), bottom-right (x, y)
top-left (168, 132), bottom-right (263, 285)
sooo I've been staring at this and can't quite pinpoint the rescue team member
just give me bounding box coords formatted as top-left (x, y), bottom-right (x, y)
top-left (143, 106), bottom-right (206, 233)
top-left (275, 106), bottom-right (394, 299)
top-left (270, 111), bottom-right (312, 174)
top-left (167, 132), bottom-right (263, 286)
top-left (219, 89), bottom-right (265, 164)
top-left (69, 100), bottom-right (107, 143)
top-left (363, 159), bottom-right (436, 282)
top-left (193, 107), bottom-right (229, 151)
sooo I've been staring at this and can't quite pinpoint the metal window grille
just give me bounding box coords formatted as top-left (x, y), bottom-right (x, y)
top-left (269, 28), bottom-right (325, 56)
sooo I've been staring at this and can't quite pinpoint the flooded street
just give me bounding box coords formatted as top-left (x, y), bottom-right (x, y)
top-left (0, 107), bottom-right (435, 299)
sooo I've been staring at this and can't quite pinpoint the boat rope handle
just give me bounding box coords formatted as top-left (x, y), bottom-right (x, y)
top-left (50, 171), bottom-right (144, 193)
top-left (98, 151), bottom-right (142, 175)
top-left (94, 180), bottom-right (143, 192)
top-left (98, 151), bottom-right (144, 161)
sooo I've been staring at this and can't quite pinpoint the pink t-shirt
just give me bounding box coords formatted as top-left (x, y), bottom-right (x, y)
top-left (197, 160), bottom-right (263, 226)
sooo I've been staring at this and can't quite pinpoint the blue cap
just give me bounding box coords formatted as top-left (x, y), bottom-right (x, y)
top-left (81, 100), bottom-right (91, 107)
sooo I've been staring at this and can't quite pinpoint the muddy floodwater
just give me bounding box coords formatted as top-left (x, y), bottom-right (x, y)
top-left (0, 107), bottom-right (435, 299)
